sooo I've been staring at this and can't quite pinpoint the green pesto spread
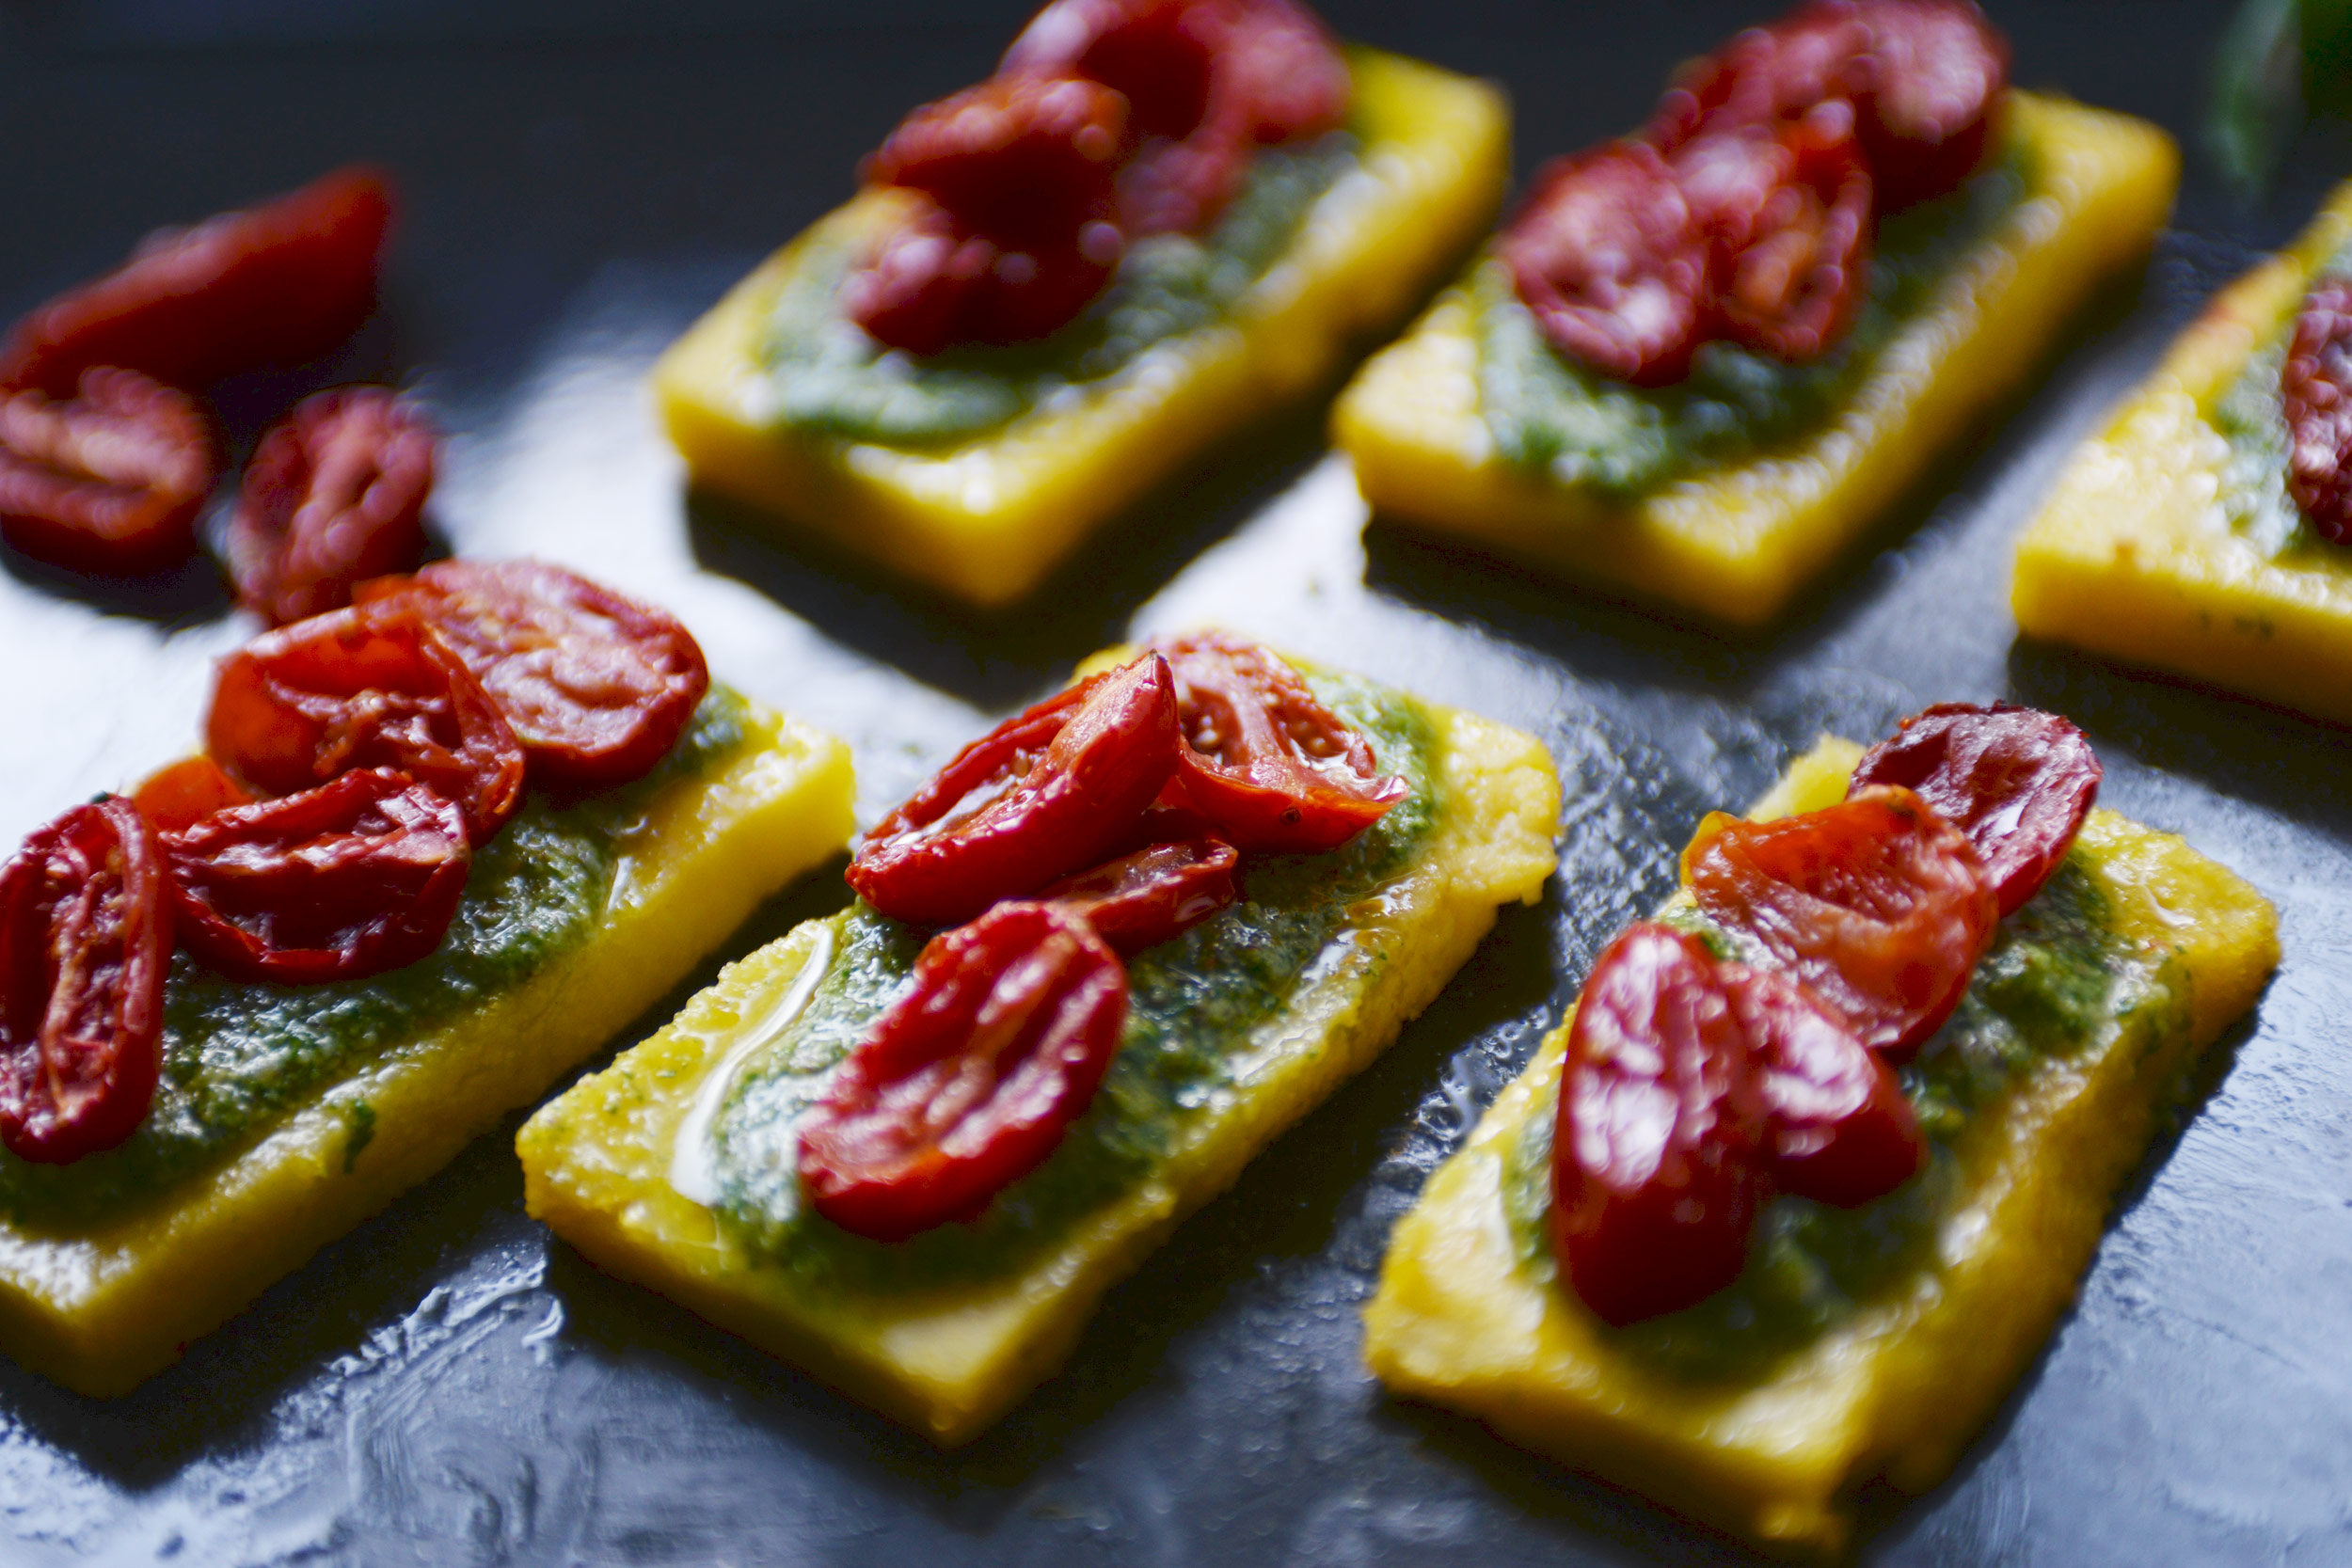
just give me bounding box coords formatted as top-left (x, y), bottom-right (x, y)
top-left (704, 673), bottom-right (1438, 1293)
top-left (760, 134), bottom-right (1358, 448)
top-left (1473, 144), bottom-right (2032, 496)
top-left (0, 689), bottom-right (752, 1227)
top-left (1500, 853), bottom-right (2192, 1385)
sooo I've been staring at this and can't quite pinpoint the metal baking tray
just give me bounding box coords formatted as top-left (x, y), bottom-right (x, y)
top-left (1, 2), bottom-right (2341, 1561)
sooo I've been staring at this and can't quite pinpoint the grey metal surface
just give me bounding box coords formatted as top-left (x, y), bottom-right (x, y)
top-left (0, 2), bottom-right (2344, 1562)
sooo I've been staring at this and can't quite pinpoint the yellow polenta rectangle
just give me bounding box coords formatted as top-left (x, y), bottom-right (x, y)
top-left (517, 685), bottom-right (1559, 1445)
top-left (656, 47), bottom-right (1507, 607)
top-left (2012, 180), bottom-right (2352, 723)
top-left (0, 702), bottom-right (854, 1396)
top-left (1362, 738), bottom-right (2276, 1559)
top-left (1334, 93), bottom-right (2177, 626)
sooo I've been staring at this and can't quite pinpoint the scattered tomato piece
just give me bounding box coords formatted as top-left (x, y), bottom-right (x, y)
top-left (131, 757), bottom-right (254, 836)
top-left (205, 603), bottom-right (525, 845)
top-left (1851, 703), bottom-right (2101, 915)
top-left (227, 387), bottom-right (434, 628)
top-left (799, 900), bottom-right (1128, 1240)
top-left (164, 768), bottom-right (469, 985)
top-left (1039, 835), bottom-right (1240, 954)
top-left (0, 167), bottom-right (392, 398)
top-left (0, 368), bottom-right (216, 575)
top-left (2285, 279), bottom-right (2352, 544)
top-left (850, 654), bottom-right (1182, 926)
top-left (0, 798), bottom-right (171, 1164)
top-left (1684, 785), bottom-right (1994, 1058)
top-left (1734, 959), bottom-right (1922, 1205)
top-left (1152, 633), bottom-right (1406, 855)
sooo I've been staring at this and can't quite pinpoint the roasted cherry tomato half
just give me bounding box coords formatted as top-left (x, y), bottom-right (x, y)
top-left (1552, 922), bottom-right (1767, 1326)
top-left (866, 73), bottom-right (1128, 241)
top-left (0, 798), bottom-right (171, 1164)
top-left (1684, 785), bottom-right (1995, 1059)
top-left (131, 756), bottom-right (254, 836)
top-left (1039, 835), bottom-right (1240, 954)
top-left (165, 768), bottom-right (469, 985)
top-left (205, 604), bottom-right (525, 845)
top-left (1152, 633), bottom-right (1406, 856)
top-left (0, 368), bottom-right (216, 575)
top-left (0, 167), bottom-right (391, 398)
top-left (1845, 0), bottom-right (2008, 210)
top-left (798, 900), bottom-right (1128, 1241)
top-left (1732, 959), bottom-right (1923, 1206)
top-left (1851, 703), bottom-right (2100, 916)
top-left (1647, 3), bottom-right (1868, 150)
top-left (2285, 280), bottom-right (2352, 544)
top-left (1500, 141), bottom-right (1710, 387)
top-left (355, 559), bottom-right (709, 793)
top-left (227, 387), bottom-right (435, 628)
top-left (847, 190), bottom-right (1125, 356)
top-left (850, 655), bottom-right (1181, 927)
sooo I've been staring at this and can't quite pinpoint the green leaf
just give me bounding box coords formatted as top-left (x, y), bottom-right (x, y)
top-left (2210, 0), bottom-right (2307, 198)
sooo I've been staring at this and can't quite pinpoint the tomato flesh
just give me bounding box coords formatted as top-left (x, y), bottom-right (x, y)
top-left (1732, 958), bottom-right (1922, 1205)
top-left (356, 559), bottom-right (710, 793)
top-left (1152, 633), bottom-right (1406, 855)
top-left (132, 757), bottom-right (254, 836)
top-left (799, 900), bottom-right (1128, 1241)
top-left (228, 386), bottom-right (435, 627)
top-left (0, 368), bottom-right (216, 575)
top-left (0, 167), bottom-right (392, 397)
top-left (164, 768), bottom-right (470, 984)
top-left (1851, 702), bottom-right (2101, 916)
top-left (1039, 835), bottom-right (1240, 954)
top-left (850, 654), bottom-right (1181, 927)
top-left (2284, 280), bottom-right (2352, 544)
top-left (0, 799), bottom-right (171, 1164)
top-left (1684, 785), bottom-right (1994, 1059)
top-left (205, 604), bottom-right (526, 846)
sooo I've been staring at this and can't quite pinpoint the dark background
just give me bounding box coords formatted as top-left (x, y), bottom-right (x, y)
top-left (3, 2), bottom-right (2348, 1563)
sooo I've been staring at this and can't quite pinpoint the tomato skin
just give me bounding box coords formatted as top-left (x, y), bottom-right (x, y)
top-left (131, 757), bottom-right (254, 836)
top-left (799, 900), bottom-right (1128, 1241)
top-left (1851, 703), bottom-right (2101, 916)
top-left (205, 604), bottom-right (526, 846)
top-left (1039, 835), bottom-right (1240, 954)
top-left (164, 768), bottom-right (470, 985)
top-left (2284, 281), bottom-right (2352, 545)
top-left (0, 368), bottom-right (217, 575)
top-left (0, 799), bottom-right (171, 1164)
top-left (355, 559), bottom-right (710, 793)
top-left (1151, 633), bottom-right (1406, 855)
top-left (1684, 785), bottom-right (1995, 1059)
top-left (227, 387), bottom-right (435, 628)
top-left (1732, 959), bottom-right (1922, 1206)
top-left (1552, 923), bottom-right (1767, 1326)
top-left (0, 167), bottom-right (392, 398)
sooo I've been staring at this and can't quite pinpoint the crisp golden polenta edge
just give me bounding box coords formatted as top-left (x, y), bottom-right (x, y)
top-left (518, 692), bottom-right (1559, 1447)
top-left (655, 47), bottom-right (1509, 608)
top-left (2011, 180), bottom-right (2352, 726)
top-left (0, 703), bottom-right (855, 1397)
top-left (1361, 738), bottom-right (2276, 1560)
top-left (1334, 92), bottom-right (2180, 627)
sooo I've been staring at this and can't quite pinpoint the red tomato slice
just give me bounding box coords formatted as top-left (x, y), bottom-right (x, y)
top-left (1499, 141), bottom-right (1710, 387)
top-left (1151, 633), bottom-right (1406, 855)
top-left (1850, 703), bottom-right (2101, 916)
top-left (2285, 280), bottom-right (2352, 545)
top-left (205, 604), bottom-right (526, 845)
top-left (1039, 836), bottom-right (1239, 954)
top-left (132, 757), bottom-right (255, 836)
top-left (798, 900), bottom-right (1128, 1241)
top-left (227, 387), bottom-right (435, 628)
top-left (0, 167), bottom-right (391, 397)
top-left (1684, 785), bottom-right (1995, 1059)
top-left (164, 768), bottom-right (470, 984)
top-left (1731, 959), bottom-right (1923, 1206)
top-left (0, 368), bottom-right (216, 575)
top-left (355, 559), bottom-right (710, 793)
top-left (849, 654), bottom-right (1181, 927)
top-left (1551, 922), bottom-right (1767, 1326)
top-left (0, 799), bottom-right (172, 1164)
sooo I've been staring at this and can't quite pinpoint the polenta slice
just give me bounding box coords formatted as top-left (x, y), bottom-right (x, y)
top-left (1363, 737), bottom-right (2275, 1559)
top-left (518, 661), bottom-right (1558, 1445)
top-left (0, 692), bottom-right (854, 1397)
top-left (2013, 179), bottom-right (2352, 723)
top-left (1335, 93), bottom-right (2178, 627)
top-left (657, 47), bottom-right (1506, 608)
